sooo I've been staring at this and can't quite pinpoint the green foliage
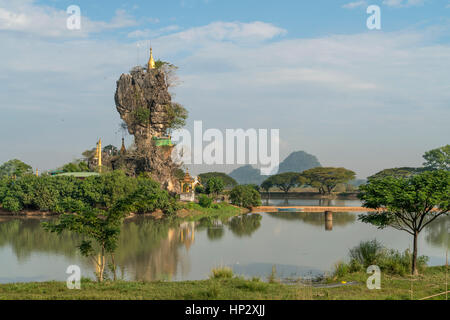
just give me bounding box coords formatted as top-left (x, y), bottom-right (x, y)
top-left (120, 177), bottom-right (173, 215)
top-left (195, 185), bottom-right (205, 194)
top-left (261, 172), bottom-right (305, 194)
top-left (42, 205), bottom-right (126, 282)
top-left (334, 240), bottom-right (429, 277)
top-left (348, 239), bottom-right (384, 266)
top-left (0, 171), bottom-right (178, 216)
top-left (0, 159), bottom-right (32, 178)
top-left (301, 167), bottom-right (356, 194)
top-left (205, 177), bottom-right (225, 196)
top-left (62, 161), bottom-right (90, 173)
top-left (210, 266), bottom-right (233, 279)
top-left (229, 185), bottom-right (262, 208)
top-left (368, 167), bottom-right (424, 181)
top-left (198, 172), bottom-right (237, 188)
top-left (422, 144), bottom-right (449, 171)
top-left (166, 102), bottom-right (188, 130)
top-left (359, 170), bottom-right (449, 231)
top-left (198, 194), bottom-right (213, 208)
top-left (133, 107), bottom-right (150, 125)
top-left (359, 170), bottom-right (448, 274)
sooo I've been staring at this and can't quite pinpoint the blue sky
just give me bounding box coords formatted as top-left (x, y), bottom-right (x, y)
top-left (1, 0), bottom-right (449, 178)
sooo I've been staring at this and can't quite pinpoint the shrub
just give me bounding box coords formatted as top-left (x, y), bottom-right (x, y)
top-left (349, 239), bottom-right (384, 266)
top-left (229, 185), bottom-right (262, 208)
top-left (2, 196), bottom-right (22, 213)
top-left (333, 240), bottom-right (430, 277)
top-left (198, 194), bottom-right (213, 208)
top-left (210, 266), bottom-right (233, 279)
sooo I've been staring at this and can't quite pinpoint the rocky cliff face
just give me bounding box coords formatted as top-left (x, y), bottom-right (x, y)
top-left (114, 67), bottom-right (180, 193)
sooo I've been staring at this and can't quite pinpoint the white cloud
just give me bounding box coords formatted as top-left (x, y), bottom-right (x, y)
top-left (0, 1), bottom-right (137, 37)
top-left (382, 0), bottom-right (426, 7)
top-left (342, 1), bottom-right (367, 9)
top-left (128, 25), bottom-right (180, 38)
top-left (159, 21), bottom-right (286, 43)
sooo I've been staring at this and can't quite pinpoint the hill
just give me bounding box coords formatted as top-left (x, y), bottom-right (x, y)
top-left (229, 151), bottom-right (321, 185)
top-left (278, 151), bottom-right (321, 173)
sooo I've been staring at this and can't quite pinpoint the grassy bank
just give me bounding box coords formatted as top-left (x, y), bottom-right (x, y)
top-left (0, 266), bottom-right (447, 300)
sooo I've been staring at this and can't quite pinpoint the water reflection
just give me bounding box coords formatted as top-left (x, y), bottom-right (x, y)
top-left (265, 198), bottom-right (363, 207)
top-left (0, 211), bottom-right (448, 283)
top-left (267, 211), bottom-right (356, 229)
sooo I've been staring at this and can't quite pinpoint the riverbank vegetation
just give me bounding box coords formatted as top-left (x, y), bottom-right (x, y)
top-left (0, 265), bottom-right (447, 300)
top-left (359, 170), bottom-right (449, 275)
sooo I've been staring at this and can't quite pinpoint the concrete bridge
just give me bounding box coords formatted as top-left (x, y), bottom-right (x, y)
top-left (251, 206), bottom-right (379, 213)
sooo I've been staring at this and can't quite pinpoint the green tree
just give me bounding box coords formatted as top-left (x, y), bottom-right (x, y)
top-left (358, 170), bottom-right (449, 275)
top-left (0, 159), bottom-right (32, 178)
top-left (422, 145), bottom-right (450, 171)
top-left (166, 102), bottom-right (188, 131)
top-left (260, 179), bottom-right (273, 193)
top-left (43, 205), bottom-right (127, 282)
top-left (198, 172), bottom-right (238, 188)
top-left (301, 167), bottom-right (356, 195)
top-left (229, 185), bottom-right (262, 208)
top-left (368, 167), bottom-right (424, 181)
top-left (62, 161), bottom-right (90, 173)
top-left (205, 177), bottom-right (225, 197)
top-left (262, 172), bottom-right (305, 194)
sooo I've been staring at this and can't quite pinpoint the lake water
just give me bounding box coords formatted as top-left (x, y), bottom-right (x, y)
top-left (0, 199), bottom-right (448, 283)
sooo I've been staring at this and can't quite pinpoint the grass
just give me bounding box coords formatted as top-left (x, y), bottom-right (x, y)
top-left (0, 266), bottom-right (447, 300)
top-left (178, 202), bottom-right (246, 221)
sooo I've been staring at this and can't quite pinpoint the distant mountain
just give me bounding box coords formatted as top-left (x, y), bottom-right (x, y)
top-left (229, 151), bottom-right (321, 185)
top-left (278, 151), bottom-right (321, 173)
top-left (229, 165), bottom-right (267, 185)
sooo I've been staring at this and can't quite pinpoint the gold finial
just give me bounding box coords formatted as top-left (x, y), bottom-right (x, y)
top-left (148, 47), bottom-right (156, 70)
top-left (120, 137), bottom-right (126, 155)
top-left (98, 138), bottom-right (102, 172)
top-left (36, 169), bottom-right (38, 177)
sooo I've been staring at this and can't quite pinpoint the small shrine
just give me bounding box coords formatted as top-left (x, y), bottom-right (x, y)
top-left (179, 170), bottom-right (201, 202)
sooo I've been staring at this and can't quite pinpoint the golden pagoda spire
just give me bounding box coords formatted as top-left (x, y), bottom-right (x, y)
top-left (98, 138), bottom-right (102, 172)
top-left (120, 137), bottom-right (126, 155)
top-left (148, 47), bottom-right (156, 70)
top-left (36, 168), bottom-right (38, 177)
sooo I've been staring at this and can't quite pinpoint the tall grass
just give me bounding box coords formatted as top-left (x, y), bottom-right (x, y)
top-left (332, 239), bottom-right (429, 277)
top-left (210, 266), bottom-right (233, 279)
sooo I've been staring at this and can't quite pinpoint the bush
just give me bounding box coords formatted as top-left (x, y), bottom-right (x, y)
top-left (198, 194), bottom-right (213, 208)
top-left (210, 266), bottom-right (233, 279)
top-left (349, 239), bottom-right (384, 266)
top-left (229, 185), bottom-right (262, 208)
top-left (0, 171), bottom-right (179, 216)
top-left (332, 240), bottom-right (430, 277)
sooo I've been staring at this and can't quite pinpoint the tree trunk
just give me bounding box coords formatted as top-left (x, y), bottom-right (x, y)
top-left (412, 231), bottom-right (419, 275)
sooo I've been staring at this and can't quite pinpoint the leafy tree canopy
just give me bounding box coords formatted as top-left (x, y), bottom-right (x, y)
top-left (422, 144), bottom-right (449, 171)
top-left (358, 170), bottom-right (449, 275)
top-left (368, 167), bottom-right (424, 181)
top-left (301, 167), bottom-right (355, 195)
top-left (198, 172), bottom-right (237, 188)
top-left (0, 159), bottom-right (32, 178)
top-left (261, 172), bottom-right (306, 194)
top-left (229, 185), bottom-right (262, 209)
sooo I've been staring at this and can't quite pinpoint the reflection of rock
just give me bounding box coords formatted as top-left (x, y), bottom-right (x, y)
top-left (113, 67), bottom-right (181, 193)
